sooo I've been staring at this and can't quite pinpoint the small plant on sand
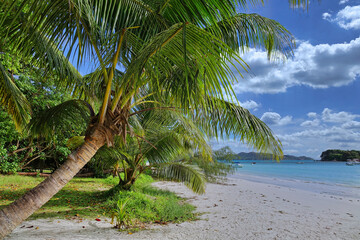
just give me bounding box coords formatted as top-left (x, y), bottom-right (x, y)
top-left (111, 198), bottom-right (131, 229)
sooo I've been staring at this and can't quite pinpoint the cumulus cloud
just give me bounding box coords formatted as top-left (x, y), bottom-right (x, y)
top-left (211, 108), bottom-right (360, 159)
top-left (301, 119), bottom-right (320, 127)
top-left (233, 37), bottom-right (360, 94)
top-left (321, 108), bottom-right (359, 123)
top-left (339, 0), bottom-right (349, 5)
top-left (324, 5), bottom-right (360, 30)
top-left (307, 112), bottom-right (317, 118)
top-left (260, 112), bottom-right (292, 126)
top-left (280, 126), bottom-right (360, 145)
top-left (342, 121), bottom-right (360, 129)
top-left (239, 100), bottom-right (260, 110)
top-left (276, 108), bottom-right (360, 158)
top-left (322, 12), bottom-right (332, 20)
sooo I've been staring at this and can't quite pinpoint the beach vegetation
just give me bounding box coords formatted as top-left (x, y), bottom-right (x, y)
top-left (0, 0), bottom-right (310, 237)
top-left (0, 174), bottom-right (196, 227)
top-left (110, 198), bottom-right (131, 229)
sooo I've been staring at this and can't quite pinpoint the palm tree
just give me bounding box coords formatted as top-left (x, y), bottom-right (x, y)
top-left (91, 106), bottom-right (212, 193)
top-left (0, 0), bottom-right (310, 237)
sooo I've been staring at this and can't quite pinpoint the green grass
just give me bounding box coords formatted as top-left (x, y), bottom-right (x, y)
top-left (0, 174), bottom-right (197, 227)
top-left (0, 175), bottom-right (117, 220)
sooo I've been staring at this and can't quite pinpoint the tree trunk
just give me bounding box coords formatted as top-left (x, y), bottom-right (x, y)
top-left (0, 128), bottom-right (106, 239)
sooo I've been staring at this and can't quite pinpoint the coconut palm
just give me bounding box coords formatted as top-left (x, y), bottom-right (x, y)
top-left (0, 0), bottom-right (310, 237)
top-left (91, 105), bottom-right (211, 193)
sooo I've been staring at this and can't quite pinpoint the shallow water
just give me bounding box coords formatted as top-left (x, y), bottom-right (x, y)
top-left (228, 160), bottom-right (360, 198)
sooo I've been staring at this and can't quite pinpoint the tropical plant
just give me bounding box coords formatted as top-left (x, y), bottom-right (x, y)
top-left (213, 146), bottom-right (238, 161)
top-left (110, 198), bottom-right (131, 229)
top-left (0, 0), bottom-right (310, 237)
top-left (90, 106), bottom-right (210, 193)
top-left (0, 71), bottom-right (83, 173)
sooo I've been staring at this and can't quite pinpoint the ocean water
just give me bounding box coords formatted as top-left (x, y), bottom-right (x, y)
top-left (228, 160), bottom-right (360, 198)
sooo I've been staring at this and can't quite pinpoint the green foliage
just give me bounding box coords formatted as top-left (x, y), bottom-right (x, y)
top-left (156, 163), bottom-right (206, 194)
top-left (0, 175), bottom-right (118, 219)
top-left (104, 174), bottom-right (196, 225)
top-left (27, 100), bottom-right (91, 141)
top-left (1, 0), bottom-right (291, 160)
top-left (111, 198), bottom-right (131, 229)
top-left (320, 149), bottom-right (360, 161)
top-left (213, 146), bottom-right (238, 161)
top-left (0, 144), bottom-right (20, 174)
top-left (0, 71), bottom-right (83, 172)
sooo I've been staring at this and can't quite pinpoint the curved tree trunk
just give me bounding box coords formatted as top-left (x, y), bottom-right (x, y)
top-left (0, 128), bottom-right (107, 239)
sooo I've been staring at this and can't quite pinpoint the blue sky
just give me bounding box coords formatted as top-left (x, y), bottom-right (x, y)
top-left (210, 0), bottom-right (360, 159)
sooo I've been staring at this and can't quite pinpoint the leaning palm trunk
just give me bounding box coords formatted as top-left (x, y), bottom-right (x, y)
top-left (0, 127), bottom-right (107, 239)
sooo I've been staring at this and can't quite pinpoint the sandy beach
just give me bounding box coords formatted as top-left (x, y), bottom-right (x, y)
top-left (5, 178), bottom-right (360, 240)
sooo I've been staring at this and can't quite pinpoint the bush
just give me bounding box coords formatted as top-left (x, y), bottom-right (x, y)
top-left (104, 174), bottom-right (196, 227)
top-left (0, 144), bottom-right (20, 174)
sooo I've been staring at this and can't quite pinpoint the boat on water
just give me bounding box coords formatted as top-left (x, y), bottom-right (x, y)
top-left (346, 159), bottom-right (360, 166)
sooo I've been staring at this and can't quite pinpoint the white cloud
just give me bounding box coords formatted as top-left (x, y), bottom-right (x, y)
top-left (301, 119), bottom-right (320, 127)
top-left (342, 121), bottom-right (360, 129)
top-left (260, 112), bottom-right (292, 126)
top-left (321, 108), bottom-right (359, 123)
top-left (307, 112), bottom-right (317, 118)
top-left (324, 5), bottom-right (360, 30)
top-left (339, 0), bottom-right (349, 5)
top-left (233, 37), bottom-right (360, 94)
top-left (277, 107), bottom-right (360, 158)
top-left (322, 12), bottom-right (332, 20)
top-left (239, 100), bottom-right (260, 110)
top-left (212, 108), bottom-right (360, 159)
top-left (279, 126), bottom-right (360, 148)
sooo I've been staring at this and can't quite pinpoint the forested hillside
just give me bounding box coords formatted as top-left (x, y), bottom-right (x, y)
top-left (320, 150), bottom-right (360, 161)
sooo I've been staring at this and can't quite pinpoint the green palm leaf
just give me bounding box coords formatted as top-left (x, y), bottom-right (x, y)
top-left (157, 162), bottom-right (206, 194)
top-left (207, 13), bottom-right (295, 59)
top-left (196, 97), bottom-right (283, 159)
top-left (0, 61), bottom-right (31, 130)
top-left (112, 22), bottom-right (245, 111)
top-left (27, 100), bottom-right (92, 140)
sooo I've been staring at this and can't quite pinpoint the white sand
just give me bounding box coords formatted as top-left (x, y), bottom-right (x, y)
top-left (5, 178), bottom-right (360, 240)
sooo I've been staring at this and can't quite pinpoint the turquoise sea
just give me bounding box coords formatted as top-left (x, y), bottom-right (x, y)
top-left (229, 160), bottom-right (360, 199)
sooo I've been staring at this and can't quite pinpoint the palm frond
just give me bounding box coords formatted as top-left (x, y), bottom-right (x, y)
top-left (27, 100), bottom-right (92, 140)
top-left (0, 61), bottom-right (31, 130)
top-left (155, 0), bottom-right (264, 27)
top-left (136, 104), bottom-right (213, 162)
top-left (93, 145), bottom-right (132, 169)
top-left (196, 97), bottom-right (283, 159)
top-left (157, 162), bottom-right (206, 194)
top-left (289, 0), bottom-right (310, 9)
top-left (66, 136), bottom-right (85, 150)
top-left (28, 31), bottom-right (83, 92)
top-left (113, 22), bottom-right (246, 111)
top-left (207, 13), bottom-right (295, 59)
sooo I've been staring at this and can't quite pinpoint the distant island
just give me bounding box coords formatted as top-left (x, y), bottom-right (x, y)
top-left (213, 147), bottom-right (314, 160)
top-left (236, 152), bottom-right (314, 160)
top-left (320, 149), bottom-right (360, 161)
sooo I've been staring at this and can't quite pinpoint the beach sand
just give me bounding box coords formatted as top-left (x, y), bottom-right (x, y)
top-left (5, 178), bottom-right (360, 240)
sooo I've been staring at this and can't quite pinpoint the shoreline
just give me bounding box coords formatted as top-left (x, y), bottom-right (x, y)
top-left (6, 178), bottom-right (360, 240)
top-left (228, 173), bottom-right (360, 199)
